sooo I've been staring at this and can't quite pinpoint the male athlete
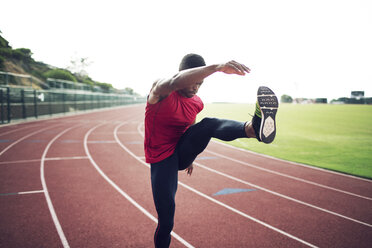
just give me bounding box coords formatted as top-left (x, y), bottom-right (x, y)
top-left (144, 54), bottom-right (278, 248)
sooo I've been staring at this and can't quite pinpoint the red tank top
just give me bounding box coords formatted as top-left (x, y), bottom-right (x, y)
top-left (144, 91), bottom-right (204, 163)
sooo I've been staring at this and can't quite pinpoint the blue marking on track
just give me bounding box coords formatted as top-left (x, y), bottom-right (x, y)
top-left (25, 139), bottom-right (46, 143)
top-left (0, 139), bottom-right (12, 143)
top-left (0, 192), bottom-right (18, 196)
top-left (213, 188), bottom-right (257, 196)
top-left (60, 140), bottom-right (81, 143)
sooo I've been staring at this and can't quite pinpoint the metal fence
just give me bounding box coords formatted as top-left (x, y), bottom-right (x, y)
top-left (0, 86), bottom-right (146, 124)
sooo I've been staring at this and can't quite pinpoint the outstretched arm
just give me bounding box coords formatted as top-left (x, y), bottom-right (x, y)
top-left (148, 60), bottom-right (250, 104)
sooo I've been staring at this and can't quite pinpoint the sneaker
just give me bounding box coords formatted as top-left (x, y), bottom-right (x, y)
top-left (252, 86), bottom-right (278, 144)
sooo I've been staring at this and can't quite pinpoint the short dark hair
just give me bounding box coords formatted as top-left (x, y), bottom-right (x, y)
top-left (179, 53), bottom-right (206, 71)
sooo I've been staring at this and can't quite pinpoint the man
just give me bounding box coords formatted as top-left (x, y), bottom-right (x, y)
top-left (144, 54), bottom-right (278, 247)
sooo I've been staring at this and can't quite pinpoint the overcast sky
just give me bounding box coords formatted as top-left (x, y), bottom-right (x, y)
top-left (1, 0), bottom-right (371, 102)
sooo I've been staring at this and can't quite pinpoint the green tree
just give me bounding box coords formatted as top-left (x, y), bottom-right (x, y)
top-left (44, 69), bottom-right (77, 82)
top-left (0, 32), bottom-right (10, 49)
top-left (95, 81), bottom-right (113, 92)
top-left (281, 94), bottom-right (293, 103)
top-left (124, 87), bottom-right (134, 95)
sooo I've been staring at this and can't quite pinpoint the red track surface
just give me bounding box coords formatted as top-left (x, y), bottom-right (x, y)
top-left (0, 105), bottom-right (371, 248)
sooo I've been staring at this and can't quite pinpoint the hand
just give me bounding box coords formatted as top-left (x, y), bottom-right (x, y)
top-left (185, 164), bottom-right (194, 176)
top-left (217, 60), bottom-right (251, 76)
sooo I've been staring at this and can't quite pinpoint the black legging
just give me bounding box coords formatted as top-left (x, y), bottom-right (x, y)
top-left (150, 117), bottom-right (247, 248)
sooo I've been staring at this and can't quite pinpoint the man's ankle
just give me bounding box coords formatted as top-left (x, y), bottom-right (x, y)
top-left (244, 122), bottom-right (257, 138)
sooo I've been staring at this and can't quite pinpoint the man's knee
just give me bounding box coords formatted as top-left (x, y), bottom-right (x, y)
top-left (200, 117), bottom-right (220, 130)
top-left (157, 202), bottom-right (175, 232)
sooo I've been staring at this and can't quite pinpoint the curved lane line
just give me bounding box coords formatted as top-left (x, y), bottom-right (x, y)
top-left (40, 126), bottom-right (76, 248)
top-left (137, 121), bottom-right (371, 198)
top-left (213, 140), bottom-right (372, 183)
top-left (193, 161), bottom-right (372, 228)
top-left (0, 125), bottom-right (59, 157)
top-left (205, 149), bottom-right (372, 201)
top-left (123, 122), bottom-right (318, 248)
top-left (0, 124), bottom-right (41, 137)
top-left (86, 122), bottom-right (195, 248)
top-left (137, 122), bottom-right (372, 227)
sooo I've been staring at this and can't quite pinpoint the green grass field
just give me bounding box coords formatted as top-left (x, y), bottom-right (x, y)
top-left (197, 103), bottom-right (372, 179)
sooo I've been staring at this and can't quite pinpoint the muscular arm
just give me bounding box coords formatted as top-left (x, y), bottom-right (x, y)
top-left (148, 61), bottom-right (250, 104)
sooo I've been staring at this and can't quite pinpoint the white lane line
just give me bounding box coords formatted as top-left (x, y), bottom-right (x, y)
top-left (0, 190), bottom-right (44, 196)
top-left (41, 127), bottom-right (75, 248)
top-left (45, 156), bottom-right (89, 161)
top-left (18, 190), bottom-right (45, 195)
top-left (137, 121), bottom-right (372, 227)
top-left (205, 149), bottom-right (372, 201)
top-left (87, 122), bottom-right (194, 248)
top-left (0, 157), bottom-right (88, 165)
top-left (0, 124), bottom-right (59, 157)
top-left (0, 124), bottom-right (40, 137)
top-left (213, 140), bottom-right (372, 183)
top-left (179, 181), bottom-right (317, 248)
top-left (193, 161), bottom-right (372, 228)
top-left (126, 122), bottom-right (318, 248)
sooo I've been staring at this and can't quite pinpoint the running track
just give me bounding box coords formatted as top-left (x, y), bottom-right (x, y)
top-left (0, 105), bottom-right (371, 248)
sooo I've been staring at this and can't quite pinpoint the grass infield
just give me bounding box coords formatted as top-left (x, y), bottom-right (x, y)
top-left (197, 103), bottom-right (372, 179)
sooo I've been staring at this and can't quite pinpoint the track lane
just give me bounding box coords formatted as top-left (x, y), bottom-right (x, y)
top-left (134, 118), bottom-right (372, 247)
top-left (193, 152), bottom-right (372, 226)
top-left (117, 120), bottom-right (317, 247)
top-left (136, 121), bottom-right (372, 226)
top-left (0, 193), bottom-right (63, 248)
top-left (0, 123), bottom-right (80, 248)
top-left (204, 148), bottom-right (372, 200)
top-left (41, 109), bottom-right (161, 247)
top-left (208, 141), bottom-right (372, 195)
top-left (84, 119), bottom-right (192, 247)
top-left (2, 105), bottom-right (372, 247)
top-left (0, 105), bottom-right (145, 248)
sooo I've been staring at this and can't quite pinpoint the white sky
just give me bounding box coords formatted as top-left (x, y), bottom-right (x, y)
top-left (1, 0), bottom-right (371, 103)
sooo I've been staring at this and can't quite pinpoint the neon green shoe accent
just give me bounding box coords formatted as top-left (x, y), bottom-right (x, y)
top-left (254, 101), bottom-right (262, 118)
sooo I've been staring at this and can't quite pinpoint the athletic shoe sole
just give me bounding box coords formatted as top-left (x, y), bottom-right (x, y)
top-left (257, 86), bottom-right (279, 144)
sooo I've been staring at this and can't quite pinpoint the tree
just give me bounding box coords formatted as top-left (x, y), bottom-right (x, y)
top-left (43, 69), bottom-right (77, 82)
top-left (124, 87), bottom-right (134, 95)
top-left (281, 94), bottom-right (293, 103)
top-left (67, 55), bottom-right (93, 77)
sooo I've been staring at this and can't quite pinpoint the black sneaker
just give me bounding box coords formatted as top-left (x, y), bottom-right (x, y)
top-left (251, 86), bottom-right (278, 144)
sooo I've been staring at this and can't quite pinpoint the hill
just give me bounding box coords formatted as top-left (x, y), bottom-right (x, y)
top-left (0, 31), bottom-right (130, 94)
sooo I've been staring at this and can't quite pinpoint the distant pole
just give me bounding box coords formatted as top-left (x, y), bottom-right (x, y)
top-left (7, 87), bottom-right (10, 123)
top-left (5, 72), bottom-right (9, 86)
top-left (49, 92), bottom-right (52, 116)
top-left (34, 90), bottom-right (38, 119)
top-left (21, 89), bottom-right (26, 119)
top-left (0, 89), bottom-right (3, 124)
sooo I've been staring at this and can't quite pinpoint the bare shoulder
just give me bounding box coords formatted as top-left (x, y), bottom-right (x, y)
top-left (147, 79), bottom-right (171, 104)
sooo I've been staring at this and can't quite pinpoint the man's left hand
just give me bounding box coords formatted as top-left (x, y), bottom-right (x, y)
top-left (185, 164), bottom-right (194, 176)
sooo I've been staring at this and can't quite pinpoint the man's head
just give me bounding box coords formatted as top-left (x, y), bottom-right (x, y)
top-left (178, 54), bottom-right (206, 98)
top-left (179, 53), bottom-right (206, 71)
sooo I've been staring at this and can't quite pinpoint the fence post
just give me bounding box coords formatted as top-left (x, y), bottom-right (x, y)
top-left (74, 92), bottom-right (77, 111)
top-left (7, 87), bottom-right (10, 123)
top-left (63, 93), bottom-right (66, 114)
top-left (34, 90), bottom-right (38, 119)
top-left (0, 89), bottom-right (3, 124)
top-left (90, 94), bottom-right (93, 110)
top-left (48, 92), bottom-right (52, 116)
top-left (21, 89), bottom-right (26, 119)
top-left (5, 73), bottom-right (9, 86)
